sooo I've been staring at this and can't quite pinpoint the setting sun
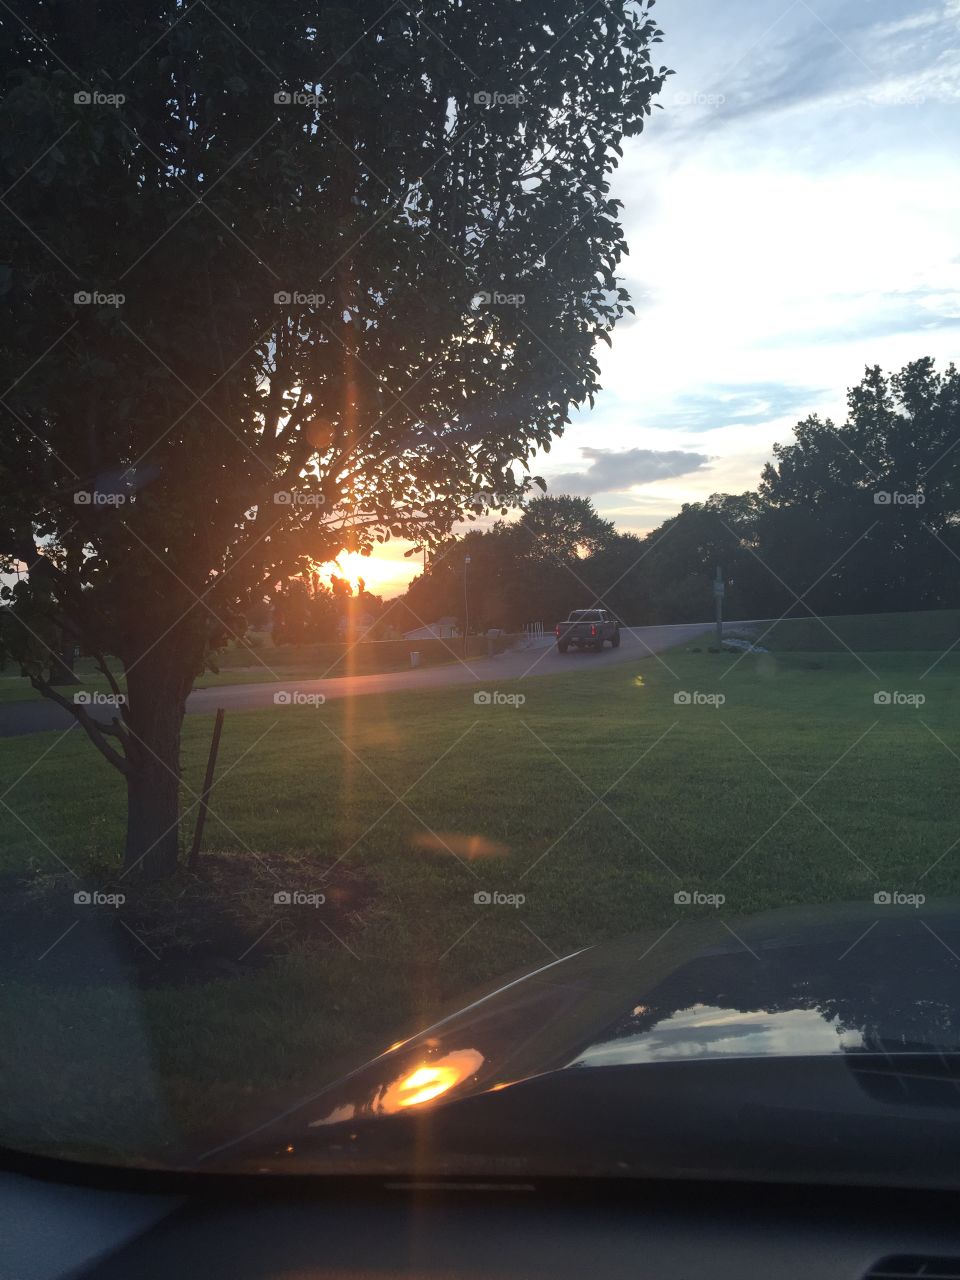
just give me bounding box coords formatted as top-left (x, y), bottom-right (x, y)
top-left (313, 548), bottom-right (420, 598)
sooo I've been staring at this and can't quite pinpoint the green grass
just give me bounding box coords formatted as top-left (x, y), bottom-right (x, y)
top-left (2, 617), bottom-right (960, 1162)
top-left (748, 607), bottom-right (960, 653)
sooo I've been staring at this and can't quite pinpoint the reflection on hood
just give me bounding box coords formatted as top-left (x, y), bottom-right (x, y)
top-left (571, 1003), bottom-right (866, 1066)
top-left (201, 900), bottom-right (960, 1183)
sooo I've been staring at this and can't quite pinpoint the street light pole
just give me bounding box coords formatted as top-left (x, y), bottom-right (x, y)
top-left (714, 564), bottom-right (724, 648)
top-left (463, 555), bottom-right (471, 658)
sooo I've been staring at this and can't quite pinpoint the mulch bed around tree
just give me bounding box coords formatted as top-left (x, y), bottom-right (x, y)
top-left (0, 852), bottom-right (372, 989)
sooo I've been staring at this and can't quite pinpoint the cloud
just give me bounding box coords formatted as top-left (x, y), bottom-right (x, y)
top-left (547, 447), bottom-right (712, 496)
top-left (657, 0), bottom-right (960, 138)
top-left (754, 288), bottom-right (960, 347)
top-left (645, 383), bottom-right (828, 432)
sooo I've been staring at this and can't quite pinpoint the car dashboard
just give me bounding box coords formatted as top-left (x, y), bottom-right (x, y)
top-left (4, 1163), bottom-right (960, 1280)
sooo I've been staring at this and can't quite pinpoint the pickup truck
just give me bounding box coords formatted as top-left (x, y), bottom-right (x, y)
top-left (555, 608), bottom-right (621, 653)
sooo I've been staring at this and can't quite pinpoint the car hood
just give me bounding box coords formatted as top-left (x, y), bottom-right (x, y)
top-left (202, 900), bottom-right (960, 1187)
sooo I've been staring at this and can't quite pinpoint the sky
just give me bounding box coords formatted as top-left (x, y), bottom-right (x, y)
top-left (359, 0), bottom-right (960, 598)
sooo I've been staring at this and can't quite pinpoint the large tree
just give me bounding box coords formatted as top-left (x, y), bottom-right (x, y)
top-left (400, 493), bottom-right (619, 630)
top-left (518, 493), bottom-right (616, 563)
top-left (0, 1), bottom-right (669, 877)
top-left (756, 359), bottom-right (960, 615)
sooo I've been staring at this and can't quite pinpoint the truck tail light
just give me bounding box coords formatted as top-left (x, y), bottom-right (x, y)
top-left (590, 625), bottom-right (597, 637)
top-left (555, 625), bottom-right (560, 636)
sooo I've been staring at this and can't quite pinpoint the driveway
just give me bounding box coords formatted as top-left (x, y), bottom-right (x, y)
top-left (0, 622), bottom-right (722, 737)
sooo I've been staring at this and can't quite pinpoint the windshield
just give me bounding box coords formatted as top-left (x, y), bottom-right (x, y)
top-left (1, 0), bottom-right (959, 1188)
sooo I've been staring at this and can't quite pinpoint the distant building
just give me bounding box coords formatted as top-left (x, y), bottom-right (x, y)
top-left (403, 616), bottom-right (459, 640)
top-left (338, 611), bottom-right (377, 640)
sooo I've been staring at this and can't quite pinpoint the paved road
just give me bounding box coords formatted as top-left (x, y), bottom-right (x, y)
top-left (0, 621), bottom-right (724, 737)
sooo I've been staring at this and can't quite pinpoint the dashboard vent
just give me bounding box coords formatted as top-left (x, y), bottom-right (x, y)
top-left (866, 1258), bottom-right (960, 1278)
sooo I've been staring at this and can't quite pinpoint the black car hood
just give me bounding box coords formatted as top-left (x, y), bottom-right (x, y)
top-left (202, 900), bottom-right (960, 1187)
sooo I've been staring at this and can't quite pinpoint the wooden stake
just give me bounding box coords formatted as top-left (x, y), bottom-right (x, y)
top-left (188, 707), bottom-right (225, 871)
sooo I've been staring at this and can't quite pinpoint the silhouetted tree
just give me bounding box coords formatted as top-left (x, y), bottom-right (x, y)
top-left (0, 1), bottom-right (670, 877)
top-left (756, 359), bottom-right (960, 615)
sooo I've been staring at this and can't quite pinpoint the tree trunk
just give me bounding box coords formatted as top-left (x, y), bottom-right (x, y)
top-left (47, 640), bottom-right (79, 685)
top-left (121, 639), bottom-right (194, 881)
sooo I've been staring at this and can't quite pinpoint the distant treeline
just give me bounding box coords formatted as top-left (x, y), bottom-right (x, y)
top-left (398, 358), bottom-right (960, 630)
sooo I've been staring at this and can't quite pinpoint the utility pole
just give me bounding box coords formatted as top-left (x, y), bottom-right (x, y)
top-left (463, 555), bottom-right (471, 658)
top-left (714, 564), bottom-right (724, 648)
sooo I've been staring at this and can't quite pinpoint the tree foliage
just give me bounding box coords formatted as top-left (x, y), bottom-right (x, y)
top-left (0, 0), bottom-right (670, 876)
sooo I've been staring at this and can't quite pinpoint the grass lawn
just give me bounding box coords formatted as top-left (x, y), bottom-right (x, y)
top-left (2, 613), bottom-right (959, 1162)
top-left (754, 608), bottom-right (960, 653)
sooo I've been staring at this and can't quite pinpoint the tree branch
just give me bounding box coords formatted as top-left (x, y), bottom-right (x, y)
top-left (29, 674), bottom-right (131, 775)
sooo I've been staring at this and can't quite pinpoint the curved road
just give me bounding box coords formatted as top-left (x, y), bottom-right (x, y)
top-left (0, 622), bottom-right (723, 737)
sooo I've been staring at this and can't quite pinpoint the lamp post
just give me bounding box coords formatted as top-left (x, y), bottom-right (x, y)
top-left (714, 564), bottom-right (724, 648)
top-left (463, 555), bottom-right (471, 658)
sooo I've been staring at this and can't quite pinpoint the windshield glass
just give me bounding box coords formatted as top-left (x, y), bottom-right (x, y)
top-left (1, 0), bottom-right (959, 1187)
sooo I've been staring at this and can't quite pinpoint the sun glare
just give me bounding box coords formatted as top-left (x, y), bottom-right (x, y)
top-left (314, 550), bottom-right (406, 596)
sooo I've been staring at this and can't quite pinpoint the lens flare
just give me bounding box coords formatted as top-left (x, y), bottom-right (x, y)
top-left (381, 1048), bottom-right (485, 1112)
